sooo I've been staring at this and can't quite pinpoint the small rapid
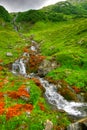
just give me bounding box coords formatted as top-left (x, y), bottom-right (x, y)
top-left (12, 52), bottom-right (29, 75)
top-left (39, 78), bottom-right (87, 117)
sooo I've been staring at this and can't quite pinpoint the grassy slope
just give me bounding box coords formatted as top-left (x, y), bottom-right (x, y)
top-left (0, 21), bottom-right (70, 129)
top-left (0, 23), bottom-right (25, 64)
top-left (23, 18), bottom-right (87, 90)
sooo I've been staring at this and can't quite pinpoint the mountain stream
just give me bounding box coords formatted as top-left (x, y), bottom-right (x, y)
top-left (11, 43), bottom-right (87, 119)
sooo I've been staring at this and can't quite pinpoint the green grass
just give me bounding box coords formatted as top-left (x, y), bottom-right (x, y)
top-left (22, 18), bottom-right (87, 90)
top-left (1, 14), bottom-right (87, 129)
top-left (0, 67), bottom-right (71, 129)
top-left (0, 22), bottom-right (27, 64)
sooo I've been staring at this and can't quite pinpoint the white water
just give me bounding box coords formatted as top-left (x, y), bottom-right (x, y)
top-left (12, 59), bottom-right (26, 75)
top-left (12, 46), bottom-right (87, 117)
top-left (39, 78), bottom-right (87, 117)
top-left (30, 46), bottom-right (36, 51)
top-left (12, 52), bottom-right (29, 75)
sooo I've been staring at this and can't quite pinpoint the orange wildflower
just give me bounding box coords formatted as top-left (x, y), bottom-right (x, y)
top-left (23, 104), bottom-right (33, 112)
top-left (0, 82), bottom-right (4, 87)
top-left (7, 91), bottom-right (20, 99)
top-left (6, 104), bottom-right (33, 120)
top-left (0, 102), bottom-right (5, 115)
top-left (0, 59), bottom-right (3, 63)
top-left (23, 48), bottom-right (29, 53)
top-left (0, 66), bottom-right (3, 71)
top-left (0, 92), bottom-right (4, 98)
top-left (0, 92), bottom-right (4, 101)
top-left (6, 104), bottom-right (23, 120)
top-left (18, 86), bottom-right (30, 98)
top-left (7, 85), bottom-right (30, 99)
top-left (38, 102), bottom-right (45, 111)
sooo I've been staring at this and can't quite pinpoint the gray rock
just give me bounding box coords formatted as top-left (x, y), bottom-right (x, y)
top-left (38, 59), bottom-right (58, 76)
top-left (67, 118), bottom-right (87, 130)
top-left (44, 120), bottom-right (53, 130)
top-left (20, 96), bottom-right (29, 102)
top-left (6, 52), bottom-right (13, 57)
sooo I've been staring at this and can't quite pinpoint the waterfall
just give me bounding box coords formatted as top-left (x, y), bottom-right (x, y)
top-left (12, 52), bottom-right (29, 75)
top-left (12, 59), bottom-right (26, 75)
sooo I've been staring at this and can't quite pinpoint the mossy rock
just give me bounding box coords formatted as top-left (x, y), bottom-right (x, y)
top-left (57, 80), bottom-right (79, 101)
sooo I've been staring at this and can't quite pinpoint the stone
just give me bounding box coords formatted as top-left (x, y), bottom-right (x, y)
top-left (67, 118), bottom-right (87, 130)
top-left (38, 59), bottom-right (58, 76)
top-left (6, 52), bottom-right (13, 57)
top-left (44, 120), bottom-right (53, 130)
top-left (20, 96), bottom-right (29, 102)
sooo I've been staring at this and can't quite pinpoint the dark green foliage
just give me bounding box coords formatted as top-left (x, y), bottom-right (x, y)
top-left (0, 6), bottom-right (11, 22)
top-left (16, 10), bottom-right (47, 23)
top-left (48, 12), bottom-right (66, 22)
top-left (51, 2), bottom-right (80, 15)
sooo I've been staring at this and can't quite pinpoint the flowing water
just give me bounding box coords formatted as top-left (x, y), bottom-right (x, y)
top-left (12, 46), bottom-right (87, 118)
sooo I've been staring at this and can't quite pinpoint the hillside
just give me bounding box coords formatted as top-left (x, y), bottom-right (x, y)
top-left (0, 5), bottom-right (11, 22)
top-left (16, 0), bottom-right (87, 23)
top-left (0, 1), bottom-right (87, 130)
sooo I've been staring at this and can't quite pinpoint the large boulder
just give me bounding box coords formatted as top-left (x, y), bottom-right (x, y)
top-left (38, 59), bottom-right (58, 77)
top-left (44, 120), bottom-right (53, 130)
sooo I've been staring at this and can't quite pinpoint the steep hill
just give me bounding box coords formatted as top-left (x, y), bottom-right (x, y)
top-left (0, 5), bottom-right (11, 22)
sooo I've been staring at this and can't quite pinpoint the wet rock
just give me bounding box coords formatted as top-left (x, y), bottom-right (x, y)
top-left (44, 120), bottom-right (53, 130)
top-left (6, 52), bottom-right (13, 57)
top-left (38, 59), bottom-right (58, 76)
top-left (30, 41), bottom-right (40, 53)
top-left (67, 118), bottom-right (87, 130)
top-left (84, 93), bottom-right (87, 102)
